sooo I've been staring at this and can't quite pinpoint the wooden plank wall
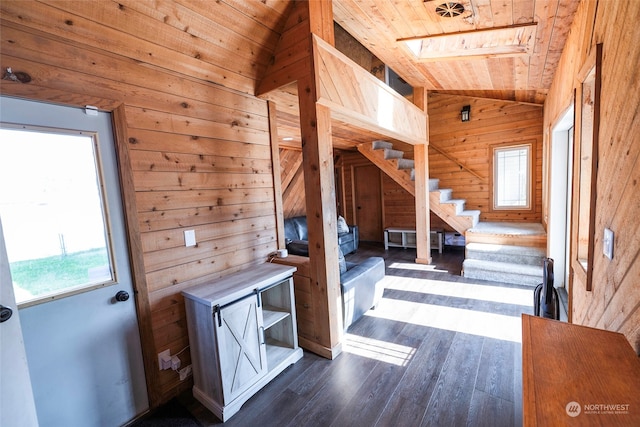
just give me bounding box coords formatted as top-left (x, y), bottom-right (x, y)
top-left (544, 0), bottom-right (640, 353)
top-left (280, 148), bottom-right (306, 218)
top-left (340, 91), bottom-right (546, 237)
top-left (339, 151), bottom-right (417, 232)
top-left (0, 0), bottom-right (289, 405)
top-left (428, 93), bottom-right (544, 223)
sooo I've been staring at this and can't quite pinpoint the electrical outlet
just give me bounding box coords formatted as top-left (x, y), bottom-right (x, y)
top-left (170, 355), bottom-right (181, 371)
top-left (179, 365), bottom-right (192, 381)
top-left (158, 349), bottom-right (171, 371)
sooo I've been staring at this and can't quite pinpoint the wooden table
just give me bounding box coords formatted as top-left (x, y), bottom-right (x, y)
top-left (522, 314), bottom-right (640, 426)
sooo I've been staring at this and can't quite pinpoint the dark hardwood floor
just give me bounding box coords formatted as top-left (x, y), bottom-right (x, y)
top-left (183, 243), bottom-right (534, 427)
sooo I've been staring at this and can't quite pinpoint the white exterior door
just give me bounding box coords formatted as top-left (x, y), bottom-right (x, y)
top-left (0, 97), bottom-right (148, 426)
top-left (0, 217), bottom-right (39, 427)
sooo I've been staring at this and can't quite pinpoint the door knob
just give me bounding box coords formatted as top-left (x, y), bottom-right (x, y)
top-left (0, 305), bottom-right (13, 323)
top-left (115, 290), bottom-right (130, 302)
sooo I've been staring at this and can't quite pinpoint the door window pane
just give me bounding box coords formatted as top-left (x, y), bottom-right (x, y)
top-left (0, 127), bottom-right (115, 306)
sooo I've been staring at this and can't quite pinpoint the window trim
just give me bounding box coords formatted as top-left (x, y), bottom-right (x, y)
top-left (489, 141), bottom-right (536, 213)
top-left (0, 123), bottom-right (118, 308)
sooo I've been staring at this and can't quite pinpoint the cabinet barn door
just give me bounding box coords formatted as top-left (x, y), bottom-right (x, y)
top-left (216, 295), bottom-right (267, 403)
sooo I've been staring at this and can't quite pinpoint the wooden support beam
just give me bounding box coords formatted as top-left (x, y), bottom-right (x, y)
top-left (298, 75), bottom-right (343, 354)
top-left (413, 87), bottom-right (431, 264)
top-left (268, 101), bottom-right (286, 249)
top-left (308, 0), bottom-right (335, 46)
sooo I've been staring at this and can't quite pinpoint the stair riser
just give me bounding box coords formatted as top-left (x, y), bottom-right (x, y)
top-left (462, 268), bottom-right (542, 286)
top-left (465, 251), bottom-right (545, 266)
top-left (442, 201), bottom-right (465, 214)
top-left (439, 189), bottom-right (453, 202)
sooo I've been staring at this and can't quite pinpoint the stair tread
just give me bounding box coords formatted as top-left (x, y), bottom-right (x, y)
top-left (396, 158), bottom-right (414, 169)
top-left (459, 209), bottom-right (481, 216)
top-left (384, 148), bottom-right (404, 159)
top-left (373, 140), bottom-right (393, 150)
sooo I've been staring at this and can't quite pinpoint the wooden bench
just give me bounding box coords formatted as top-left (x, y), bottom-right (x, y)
top-left (384, 228), bottom-right (443, 253)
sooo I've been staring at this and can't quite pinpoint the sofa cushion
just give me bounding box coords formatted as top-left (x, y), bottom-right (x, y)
top-left (337, 215), bottom-right (349, 234)
top-left (337, 232), bottom-right (354, 245)
top-left (338, 247), bottom-right (347, 274)
top-left (291, 217), bottom-right (308, 240)
top-left (286, 239), bottom-right (309, 256)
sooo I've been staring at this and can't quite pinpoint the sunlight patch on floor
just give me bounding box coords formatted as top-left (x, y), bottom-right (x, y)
top-left (388, 262), bottom-right (449, 273)
top-left (366, 297), bottom-right (523, 343)
top-left (343, 333), bottom-right (416, 366)
top-left (381, 275), bottom-right (532, 307)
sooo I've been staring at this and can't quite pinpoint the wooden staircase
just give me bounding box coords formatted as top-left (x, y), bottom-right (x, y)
top-left (358, 140), bottom-right (548, 286)
top-left (357, 140), bottom-right (480, 235)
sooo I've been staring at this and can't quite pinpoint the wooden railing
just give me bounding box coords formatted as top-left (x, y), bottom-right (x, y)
top-left (429, 143), bottom-right (487, 183)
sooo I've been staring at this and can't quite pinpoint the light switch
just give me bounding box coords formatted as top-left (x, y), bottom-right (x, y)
top-left (184, 229), bottom-right (196, 247)
top-left (603, 228), bottom-right (614, 260)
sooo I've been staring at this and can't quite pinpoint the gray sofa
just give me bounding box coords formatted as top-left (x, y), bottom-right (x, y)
top-left (284, 216), bottom-right (359, 256)
top-left (341, 256), bottom-right (385, 329)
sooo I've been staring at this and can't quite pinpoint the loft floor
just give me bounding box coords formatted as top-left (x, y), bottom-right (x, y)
top-left (183, 243), bottom-right (533, 426)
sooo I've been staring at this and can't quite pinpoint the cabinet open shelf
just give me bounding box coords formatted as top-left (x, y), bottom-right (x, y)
top-left (265, 337), bottom-right (296, 367)
top-left (262, 306), bottom-right (290, 330)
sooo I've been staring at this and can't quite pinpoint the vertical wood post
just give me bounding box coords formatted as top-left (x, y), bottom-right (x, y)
top-left (268, 101), bottom-right (286, 249)
top-left (298, 75), bottom-right (343, 352)
top-left (297, 0), bottom-right (342, 355)
top-left (413, 88), bottom-right (432, 264)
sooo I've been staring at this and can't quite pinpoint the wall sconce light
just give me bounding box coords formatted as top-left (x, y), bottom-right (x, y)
top-left (461, 105), bottom-right (471, 122)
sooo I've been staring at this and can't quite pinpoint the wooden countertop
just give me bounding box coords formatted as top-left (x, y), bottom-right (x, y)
top-left (522, 314), bottom-right (640, 426)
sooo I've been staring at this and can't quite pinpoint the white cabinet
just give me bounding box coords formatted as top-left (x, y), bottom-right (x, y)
top-left (182, 263), bottom-right (303, 422)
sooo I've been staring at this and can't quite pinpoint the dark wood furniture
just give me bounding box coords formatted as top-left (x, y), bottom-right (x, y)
top-left (522, 314), bottom-right (640, 426)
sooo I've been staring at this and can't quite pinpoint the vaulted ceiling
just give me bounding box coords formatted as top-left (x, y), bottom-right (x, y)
top-left (333, 0), bottom-right (579, 104)
top-left (0, 0), bottom-right (578, 107)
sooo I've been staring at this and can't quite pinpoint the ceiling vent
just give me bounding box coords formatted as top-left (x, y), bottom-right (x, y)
top-left (435, 2), bottom-right (465, 18)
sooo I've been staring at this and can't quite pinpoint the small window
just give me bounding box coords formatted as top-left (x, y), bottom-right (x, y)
top-left (0, 126), bottom-right (115, 306)
top-left (492, 144), bottom-right (532, 210)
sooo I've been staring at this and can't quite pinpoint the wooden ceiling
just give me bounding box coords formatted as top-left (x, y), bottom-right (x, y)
top-left (333, 0), bottom-right (580, 104)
